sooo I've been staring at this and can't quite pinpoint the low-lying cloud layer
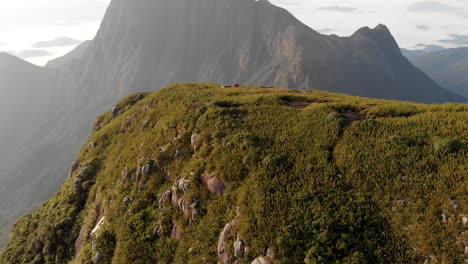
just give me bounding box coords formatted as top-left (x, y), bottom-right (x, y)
top-left (317, 6), bottom-right (357, 12)
top-left (33, 37), bottom-right (81, 48)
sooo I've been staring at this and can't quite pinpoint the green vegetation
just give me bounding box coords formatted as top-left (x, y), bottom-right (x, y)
top-left (1, 83), bottom-right (466, 264)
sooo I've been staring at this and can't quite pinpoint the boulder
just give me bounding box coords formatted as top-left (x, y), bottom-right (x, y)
top-left (93, 251), bottom-right (104, 264)
top-left (141, 162), bottom-right (153, 176)
top-left (200, 171), bottom-right (226, 195)
top-left (233, 235), bottom-right (245, 258)
top-left (462, 216), bottom-right (468, 225)
top-left (218, 223), bottom-right (233, 255)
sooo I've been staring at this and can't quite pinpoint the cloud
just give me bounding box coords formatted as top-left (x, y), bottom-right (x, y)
top-left (0, 42), bottom-right (6, 46)
top-left (32, 37), bottom-right (81, 48)
top-left (440, 34), bottom-right (468, 45)
top-left (317, 6), bottom-right (356, 12)
top-left (416, 44), bottom-right (446, 52)
top-left (416, 25), bottom-right (430, 30)
top-left (318, 28), bottom-right (334, 33)
top-left (408, 1), bottom-right (457, 12)
top-left (16, 49), bottom-right (53, 59)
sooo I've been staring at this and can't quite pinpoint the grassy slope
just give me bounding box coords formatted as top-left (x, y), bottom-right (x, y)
top-left (1, 83), bottom-right (466, 264)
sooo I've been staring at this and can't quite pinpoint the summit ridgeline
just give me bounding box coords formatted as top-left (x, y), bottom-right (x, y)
top-left (1, 84), bottom-right (466, 264)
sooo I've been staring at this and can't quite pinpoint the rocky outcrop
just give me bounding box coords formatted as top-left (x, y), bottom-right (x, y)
top-left (191, 133), bottom-right (200, 152)
top-left (141, 162), bottom-right (154, 177)
top-left (111, 105), bottom-right (122, 118)
top-left (251, 257), bottom-right (272, 264)
top-left (69, 161), bottom-right (80, 178)
top-left (90, 216), bottom-right (105, 239)
top-left (200, 171), bottom-right (226, 195)
top-left (177, 178), bottom-right (191, 192)
top-left (170, 223), bottom-right (182, 240)
top-left (218, 223), bottom-right (234, 264)
top-left (233, 235), bottom-right (245, 258)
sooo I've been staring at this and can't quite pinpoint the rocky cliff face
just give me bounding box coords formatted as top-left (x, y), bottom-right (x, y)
top-left (0, 0), bottom-right (465, 249)
top-left (1, 84), bottom-right (467, 264)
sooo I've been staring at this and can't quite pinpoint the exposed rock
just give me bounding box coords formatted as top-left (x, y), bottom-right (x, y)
top-left (401, 175), bottom-right (408, 181)
top-left (93, 251), bottom-right (104, 264)
top-left (266, 248), bottom-right (275, 259)
top-left (441, 212), bottom-right (448, 223)
top-left (119, 122), bottom-right (126, 133)
top-left (178, 197), bottom-right (190, 217)
top-left (153, 226), bottom-right (162, 237)
top-left (138, 183), bottom-right (146, 191)
top-left (191, 133), bottom-right (200, 152)
top-left (88, 142), bottom-right (97, 150)
top-left (170, 223), bottom-right (182, 240)
top-left (69, 161), bottom-right (80, 178)
top-left (465, 245), bottom-right (468, 254)
top-left (188, 247), bottom-right (195, 255)
top-left (161, 191), bottom-right (172, 203)
top-left (90, 216), bottom-right (105, 238)
top-left (462, 216), bottom-right (468, 225)
top-left (111, 105), bottom-right (122, 118)
top-left (451, 200), bottom-right (460, 210)
top-left (218, 223), bottom-right (233, 254)
top-left (200, 171), bottom-right (226, 195)
top-left (251, 257), bottom-right (271, 264)
top-left (171, 186), bottom-right (179, 206)
top-left (141, 120), bottom-right (150, 132)
top-left (233, 234), bottom-right (245, 258)
top-left (123, 197), bottom-right (133, 206)
top-left (190, 203), bottom-right (199, 223)
top-left (141, 162), bottom-right (153, 176)
top-left (177, 178), bottom-right (191, 192)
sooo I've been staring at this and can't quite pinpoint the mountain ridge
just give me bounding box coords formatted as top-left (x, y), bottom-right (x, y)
top-left (404, 47), bottom-right (468, 98)
top-left (1, 83), bottom-right (466, 264)
top-left (0, 0), bottom-right (466, 249)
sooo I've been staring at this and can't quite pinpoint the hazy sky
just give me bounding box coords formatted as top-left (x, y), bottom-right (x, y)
top-left (1, 0), bottom-right (467, 66)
